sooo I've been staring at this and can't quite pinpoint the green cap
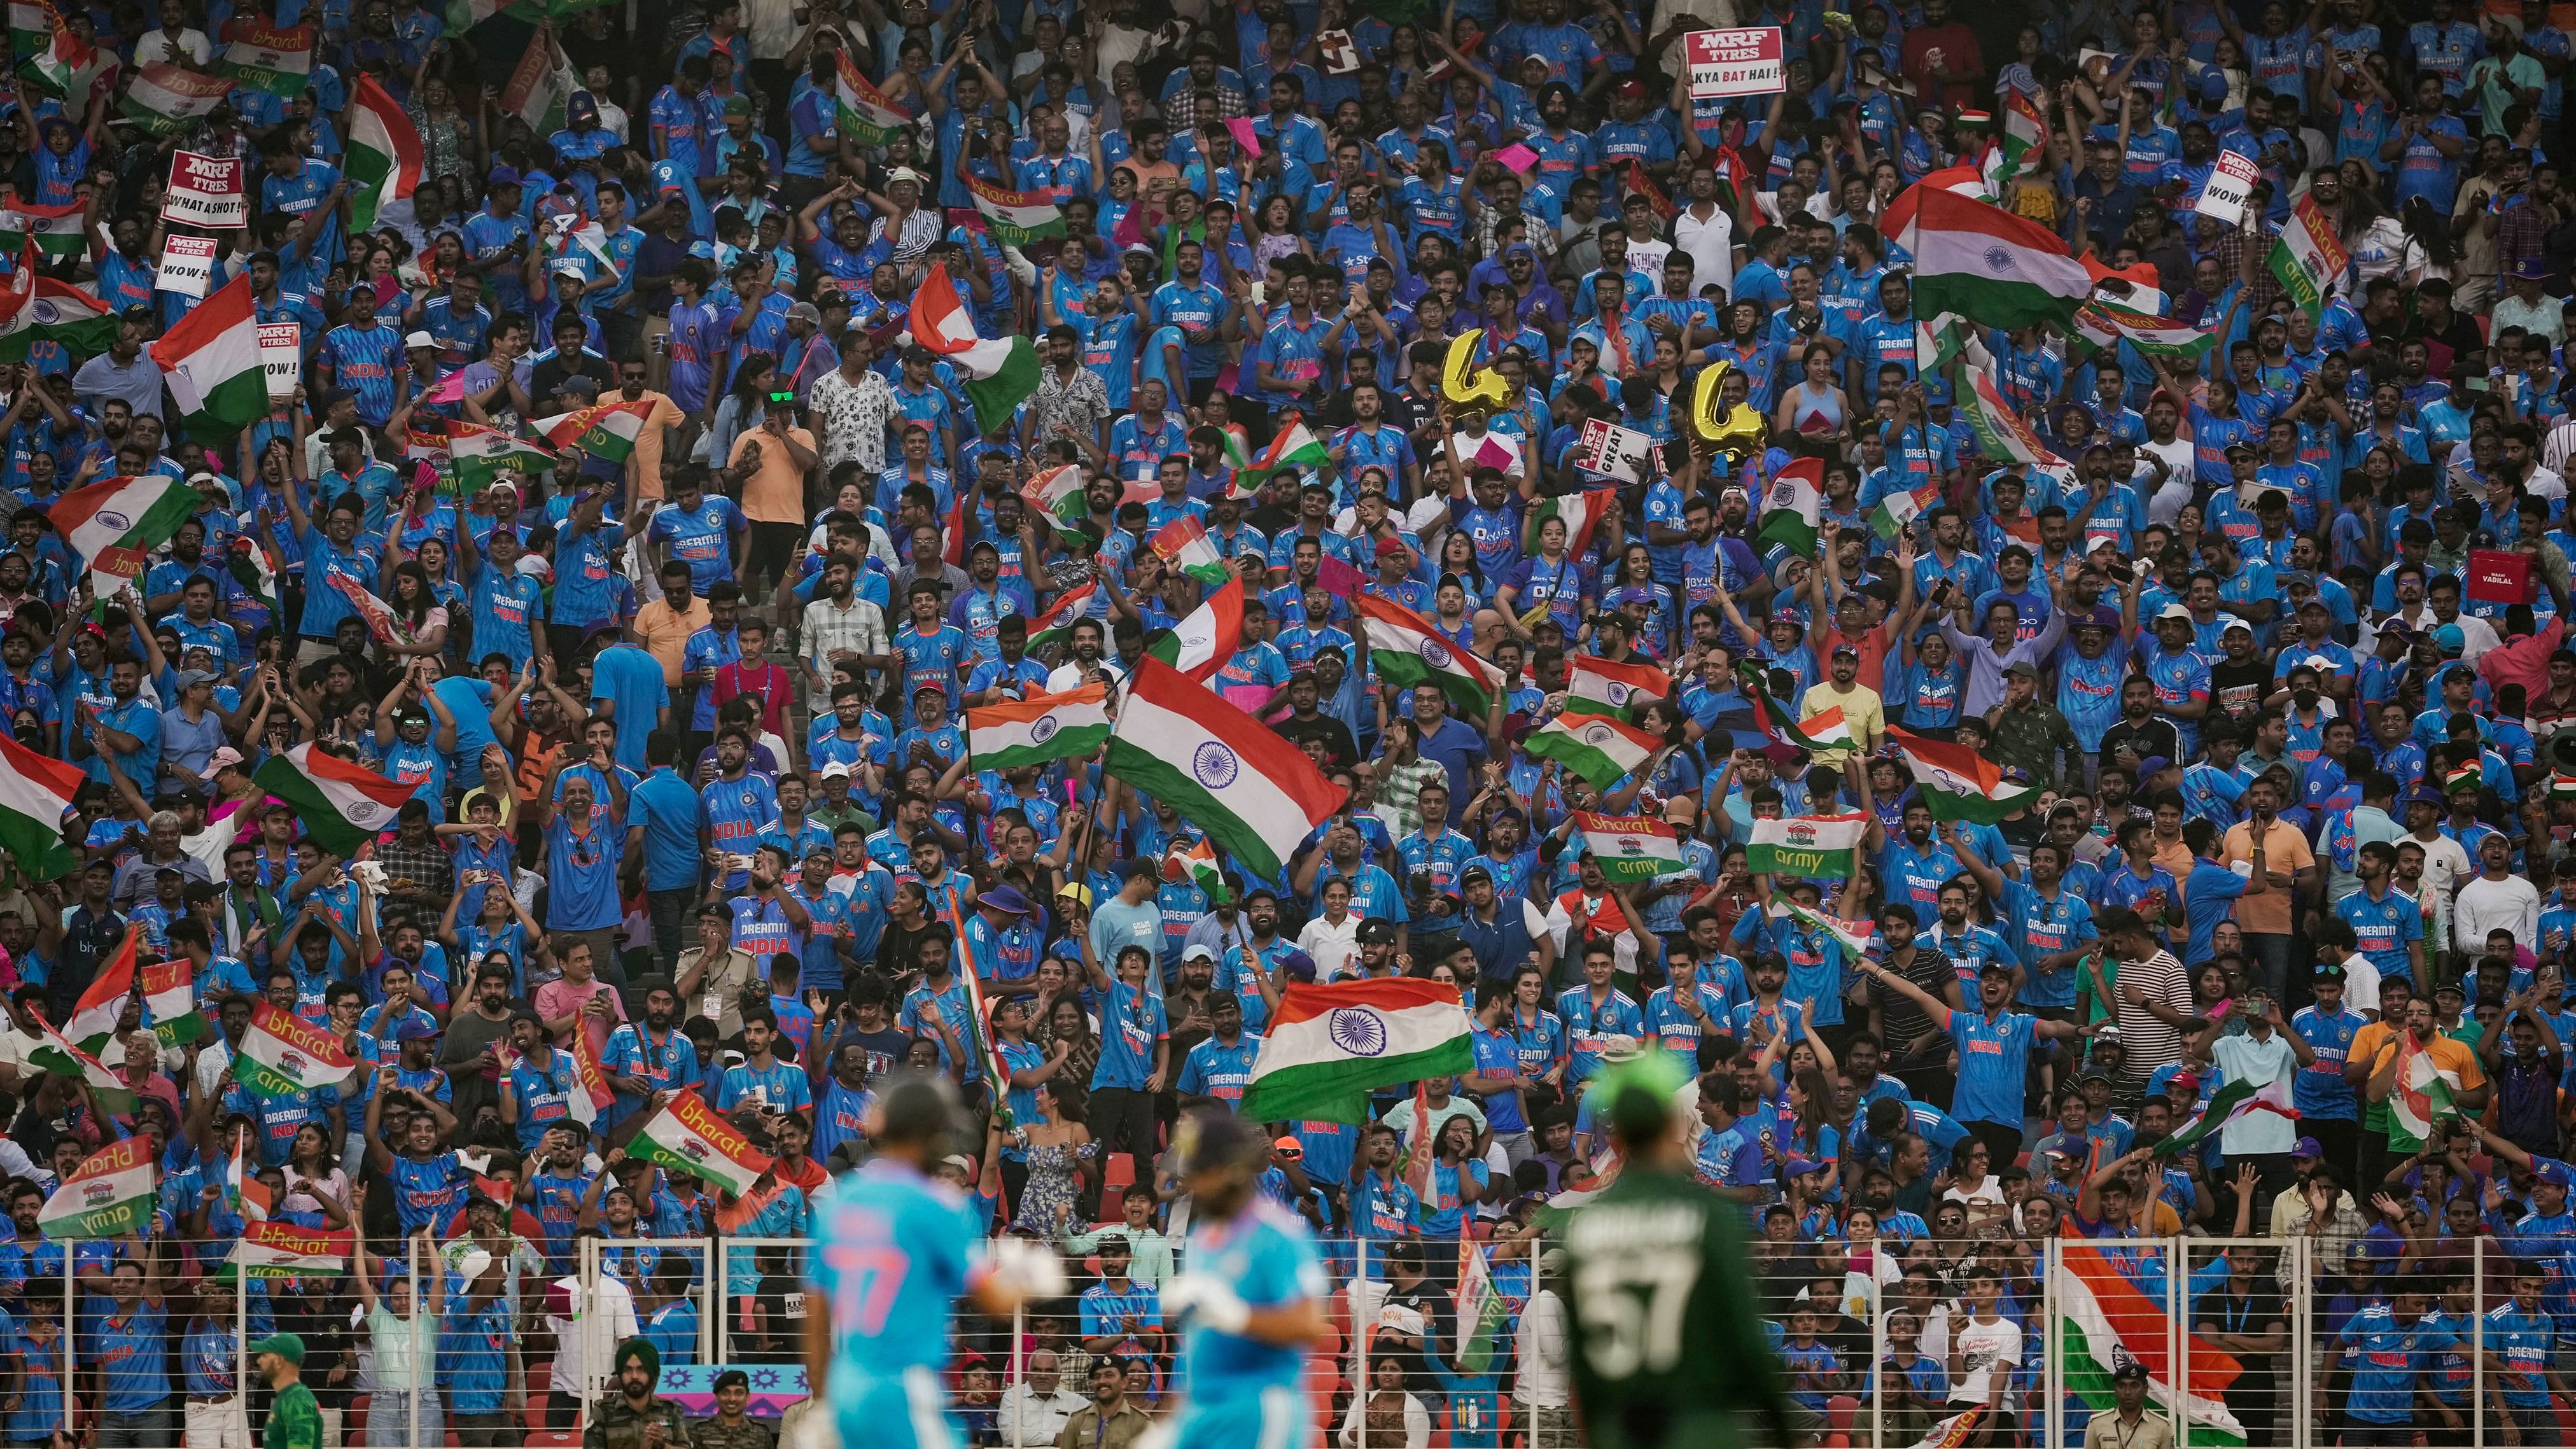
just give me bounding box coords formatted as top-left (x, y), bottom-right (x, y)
top-left (249, 1332), bottom-right (305, 1367)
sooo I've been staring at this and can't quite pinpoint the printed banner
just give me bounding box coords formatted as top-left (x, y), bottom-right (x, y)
top-left (154, 233), bottom-right (217, 297)
top-left (1574, 417), bottom-right (1658, 485)
top-left (162, 151), bottom-right (246, 227)
top-left (2195, 150), bottom-right (2260, 226)
top-left (1683, 27), bottom-right (1784, 99)
top-left (257, 322), bottom-right (300, 397)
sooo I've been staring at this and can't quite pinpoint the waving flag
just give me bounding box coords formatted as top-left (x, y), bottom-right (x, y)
top-left (2389, 1034), bottom-right (2461, 1151)
top-left (326, 571), bottom-right (411, 647)
top-left (37, 1138), bottom-right (155, 1240)
top-left (966, 682), bottom-right (1112, 769)
top-left (1522, 487), bottom-right (1617, 556)
top-left (232, 1221), bottom-right (351, 1277)
top-left (235, 1000), bottom-right (356, 1098)
top-left (1236, 416), bottom-right (1328, 491)
top-left (26, 1020), bottom-right (130, 1112)
top-left (50, 474), bottom-right (199, 597)
top-left (1025, 578), bottom-right (1096, 650)
top-left (144, 959), bottom-right (204, 1047)
top-left (0, 731), bottom-right (80, 881)
top-left (1237, 978), bottom-right (1471, 1123)
top-left (1522, 711), bottom-right (1664, 790)
top-left (566, 1026), bottom-right (615, 1128)
top-left (2057, 1245), bottom-right (2248, 1446)
top-left (446, 419), bottom-right (555, 491)
top-left (832, 49), bottom-right (911, 143)
top-left (1150, 515), bottom-right (1233, 585)
top-left (1752, 457), bottom-right (1824, 558)
top-left (12, 0), bottom-right (92, 92)
top-left (1871, 479), bottom-right (1943, 541)
top-left (1894, 184), bottom-right (2089, 329)
top-left (0, 200), bottom-right (87, 261)
top-left (344, 74), bottom-right (423, 232)
top-left (965, 177), bottom-right (1064, 246)
top-left (536, 398), bottom-right (654, 463)
top-left (1571, 813), bottom-right (1684, 883)
top-left (1768, 893), bottom-right (1877, 958)
top-left (122, 62), bottom-right (234, 132)
top-left (2082, 254), bottom-right (2169, 317)
top-left (251, 743), bottom-right (410, 855)
top-left (1163, 837), bottom-right (1229, 904)
top-left (2268, 195), bottom-right (2349, 318)
top-left (2153, 1073), bottom-right (2298, 1157)
top-left (1355, 594), bottom-right (1504, 717)
top-left (1562, 655), bottom-right (1669, 720)
top-left (214, 17), bottom-right (313, 95)
top-left (631, 1089), bottom-right (775, 1196)
top-left (1105, 656), bottom-right (1347, 880)
top-left (1885, 727), bottom-right (2043, 823)
top-left (909, 265), bottom-right (1040, 427)
top-left (57, 923), bottom-right (136, 1053)
top-left (1143, 572), bottom-right (1245, 684)
top-left (152, 272), bottom-right (269, 430)
top-left (1747, 813), bottom-right (1870, 879)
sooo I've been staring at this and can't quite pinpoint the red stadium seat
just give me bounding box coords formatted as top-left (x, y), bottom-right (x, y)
top-left (525, 1432), bottom-right (581, 1448)
top-left (1428, 1431), bottom-right (1450, 1449)
top-left (1100, 1187), bottom-right (1125, 1222)
top-left (1826, 1396), bottom-right (1856, 1436)
top-left (1104, 1154), bottom-right (1137, 1190)
top-left (347, 1396), bottom-right (370, 1441)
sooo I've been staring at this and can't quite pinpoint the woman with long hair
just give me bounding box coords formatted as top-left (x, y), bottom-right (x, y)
top-left (379, 559), bottom-right (451, 659)
top-left (1249, 193), bottom-right (1312, 269)
top-left (2398, 195), bottom-right (2461, 290)
top-left (1609, 543), bottom-right (1674, 655)
top-left (1338, 1355), bottom-right (1430, 1449)
top-left (706, 353), bottom-right (780, 477)
top-left (1889, 622), bottom-right (1968, 740)
top-left (1007, 1080), bottom-right (1098, 1233)
top-left (1043, 995), bottom-right (1098, 1123)
top-left (283, 1122), bottom-right (351, 1223)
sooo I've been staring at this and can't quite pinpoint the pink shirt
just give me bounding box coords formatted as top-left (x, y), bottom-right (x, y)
top-left (532, 977), bottom-right (626, 1060)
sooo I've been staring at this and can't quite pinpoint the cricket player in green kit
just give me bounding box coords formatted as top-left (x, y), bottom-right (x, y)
top-left (1562, 1056), bottom-right (1800, 1449)
top-left (251, 1333), bottom-right (321, 1449)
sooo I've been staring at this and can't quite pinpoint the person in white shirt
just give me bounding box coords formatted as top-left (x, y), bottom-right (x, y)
top-left (542, 1269), bottom-right (639, 1424)
top-left (1513, 1256), bottom-right (1570, 1433)
top-left (1296, 878), bottom-right (1364, 980)
top-left (1946, 1267), bottom-right (2026, 1430)
top-left (995, 1350), bottom-right (1086, 1446)
top-left (2454, 834), bottom-right (2542, 954)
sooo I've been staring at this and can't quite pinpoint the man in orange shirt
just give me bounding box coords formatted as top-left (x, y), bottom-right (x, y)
top-left (611, 356), bottom-right (689, 504)
top-left (629, 560), bottom-right (710, 687)
top-left (2222, 774), bottom-right (2317, 1005)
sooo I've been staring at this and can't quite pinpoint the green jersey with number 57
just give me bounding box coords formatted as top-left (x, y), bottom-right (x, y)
top-left (1561, 1165), bottom-right (1798, 1449)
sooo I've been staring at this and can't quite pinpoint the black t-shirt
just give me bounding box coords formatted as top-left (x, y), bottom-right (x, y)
top-left (2209, 658), bottom-right (2273, 725)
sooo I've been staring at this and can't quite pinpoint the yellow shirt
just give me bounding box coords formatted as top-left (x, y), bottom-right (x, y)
top-left (1800, 680), bottom-right (1883, 765)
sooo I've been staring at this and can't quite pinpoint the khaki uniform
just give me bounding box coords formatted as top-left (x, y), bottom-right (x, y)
top-left (1054, 1401), bottom-right (1154, 1449)
top-left (584, 1395), bottom-right (694, 1449)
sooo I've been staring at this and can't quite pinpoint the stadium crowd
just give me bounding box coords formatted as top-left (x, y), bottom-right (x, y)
top-left (12, 0), bottom-right (2576, 1442)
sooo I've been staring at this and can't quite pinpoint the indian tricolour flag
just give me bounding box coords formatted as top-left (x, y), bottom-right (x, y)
top-left (1798, 705), bottom-right (1856, 757)
top-left (1572, 812), bottom-right (1684, 883)
top-left (1998, 87), bottom-right (2046, 175)
top-left (122, 62), bottom-right (234, 133)
top-left (0, 731), bottom-right (79, 881)
top-left (251, 743), bottom-right (410, 856)
top-left (965, 682), bottom-right (1110, 769)
top-left (907, 265), bottom-right (1038, 429)
top-left (1107, 656), bottom-right (1348, 881)
top-left (2075, 303), bottom-right (2214, 361)
top-left (632, 1088), bottom-right (774, 1196)
top-left (1236, 977), bottom-right (1472, 1123)
top-left (536, 398), bottom-right (653, 463)
top-left (566, 1026), bottom-right (614, 1127)
top-left (1747, 813), bottom-right (1870, 879)
top-left (232, 1221), bottom-right (351, 1277)
top-left (12, 0), bottom-right (90, 92)
top-left (1886, 727), bottom-right (2043, 824)
top-left (1020, 463), bottom-right (1086, 526)
top-left (1355, 594), bottom-right (1504, 717)
top-left (1753, 457), bottom-right (1824, 558)
top-left (1149, 515), bottom-right (1232, 585)
top-left (26, 1021), bottom-right (130, 1112)
top-left (2390, 1035), bottom-right (2461, 1150)
top-left (2153, 1072), bottom-right (2297, 1157)
top-left (328, 571), bottom-right (412, 648)
top-left (1163, 837), bottom-right (1229, 903)
top-left (1522, 711), bottom-right (1664, 791)
top-left (1026, 578), bottom-right (1096, 650)
top-left (214, 18), bottom-right (313, 95)
top-left (1562, 655), bottom-right (1669, 720)
top-left (834, 48), bottom-right (912, 144)
top-left (1894, 183), bottom-right (2089, 330)
top-left (1964, 363), bottom-right (2073, 484)
top-left (1769, 893), bottom-right (1877, 958)
top-left (0, 200), bottom-right (83, 261)
top-left (50, 473), bottom-right (200, 596)
top-left (151, 272), bottom-right (267, 431)
top-left (1455, 1237), bottom-right (1509, 1375)
top-left (235, 1000), bottom-right (355, 1098)
top-left (1144, 572), bottom-right (1245, 685)
top-left (36, 1138), bottom-right (155, 1240)
top-left (447, 419), bottom-right (554, 491)
top-left (1522, 487), bottom-right (1617, 556)
top-left (56, 923), bottom-right (136, 1053)
top-left (965, 176), bottom-right (1063, 247)
top-left (2269, 194), bottom-right (2350, 318)
top-left (1871, 479), bottom-right (1942, 541)
top-left (2058, 1245), bottom-right (2249, 1446)
top-left (1916, 312), bottom-right (1966, 377)
top-left (144, 958), bottom-right (205, 1047)
top-left (1238, 416), bottom-right (1328, 491)
top-left (344, 74), bottom-right (423, 233)
top-left (0, 264), bottom-right (118, 361)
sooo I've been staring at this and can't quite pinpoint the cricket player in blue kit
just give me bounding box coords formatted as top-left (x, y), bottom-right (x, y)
top-left (1159, 1110), bottom-right (1332, 1449)
top-left (806, 1077), bottom-right (1065, 1449)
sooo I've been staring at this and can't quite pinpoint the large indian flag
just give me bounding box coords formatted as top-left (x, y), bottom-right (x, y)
top-left (907, 266), bottom-right (1038, 427)
top-left (122, 62), bottom-right (235, 133)
top-left (1885, 727), bottom-right (2043, 824)
top-left (1571, 813), bottom-right (1684, 883)
top-left (1105, 656), bottom-right (1347, 881)
top-left (2058, 1245), bottom-right (2248, 1446)
top-left (1355, 594), bottom-right (1503, 717)
top-left (12, 0), bottom-right (90, 92)
top-left (144, 959), bottom-right (206, 1047)
top-left (1142, 572), bottom-right (1244, 684)
top-left (0, 731), bottom-right (80, 880)
top-left (631, 1088), bottom-right (774, 1196)
top-left (2153, 1072), bottom-right (2296, 1157)
top-left (965, 176), bottom-right (1063, 247)
top-left (536, 398), bottom-right (653, 463)
top-left (344, 73), bottom-right (423, 233)
top-left (1025, 578), bottom-right (1096, 650)
top-left (1747, 813), bottom-right (1870, 879)
top-left (1894, 184), bottom-right (2089, 330)
top-left (232, 1221), bottom-right (351, 1277)
top-left (2268, 194), bottom-right (2349, 318)
top-left (965, 682), bottom-right (1110, 769)
top-left (1236, 416), bottom-right (1329, 492)
top-left (26, 1020), bottom-right (131, 1112)
top-left (1964, 363), bottom-right (2069, 473)
top-left (50, 473), bottom-right (200, 596)
top-left (36, 1138), bottom-right (155, 1240)
top-left (1522, 711), bottom-right (1663, 791)
top-left (2390, 1035), bottom-right (2461, 1151)
top-left (2076, 303), bottom-right (2215, 361)
top-left (0, 270), bottom-right (118, 361)
top-left (235, 1000), bottom-right (356, 1098)
top-left (214, 18), bottom-right (313, 95)
top-left (1522, 487), bottom-right (1617, 556)
top-left (1562, 655), bottom-right (1669, 721)
top-left (1236, 978), bottom-right (1473, 1123)
top-left (253, 742), bottom-right (410, 855)
top-left (152, 273), bottom-right (268, 431)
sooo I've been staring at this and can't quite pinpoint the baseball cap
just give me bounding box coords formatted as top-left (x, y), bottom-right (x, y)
top-left (2292, 1137), bottom-right (2323, 1159)
top-left (404, 330), bottom-right (437, 350)
top-left (2136, 755), bottom-right (2173, 778)
top-left (2155, 603), bottom-right (2194, 623)
top-left (487, 164), bottom-right (522, 189)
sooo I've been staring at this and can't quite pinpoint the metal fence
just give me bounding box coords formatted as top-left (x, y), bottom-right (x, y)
top-left (43, 1229), bottom-right (2563, 1446)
